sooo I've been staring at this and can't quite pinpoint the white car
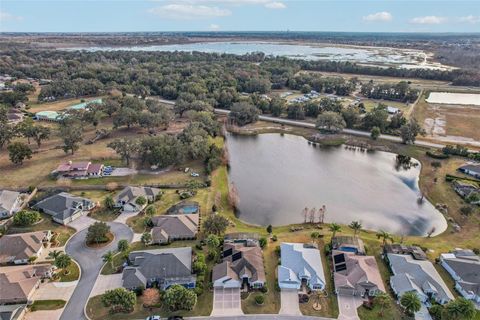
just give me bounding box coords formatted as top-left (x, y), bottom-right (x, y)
top-left (145, 316), bottom-right (161, 320)
top-left (190, 172), bottom-right (200, 177)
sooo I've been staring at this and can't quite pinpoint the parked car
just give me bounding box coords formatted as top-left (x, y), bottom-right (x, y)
top-left (145, 316), bottom-right (161, 320)
top-left (190, 172), bottom-right (199, 177)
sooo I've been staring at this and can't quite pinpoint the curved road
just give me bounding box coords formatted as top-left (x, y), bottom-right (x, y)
top-left (60, 222), bottom-right (133, 320)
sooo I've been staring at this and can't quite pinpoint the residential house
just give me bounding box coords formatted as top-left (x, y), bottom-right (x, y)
top-left (35, 111), bottom-right (62, 122)
top-left (150, 214), bottom-right (199, 244)
top-left (0, 231), bottom-right (52, 265)
top-left (384, 244), bottom-right (427, 261)
top-left (277, 243), bottom-right (326, 291)
top-left (33, 192), bottom-right (95, 225)
top-left (440, 249), bottom-right (480, 304)
top-left (332, 236), bottom-right (366, 255)
top-left (458, 164), bottom-right (480, 179)
top-left (0, 190), bottom-right (22, 219)
top-left (387, 253), bottom-right (454, 305)
top-left (114, 186), bottom-right (161, 212)
top-left (122, 248), bottom-right (195, 291)
top-left (213, 239), bottom-right (266, 289)
top-left (452, 180), bottom-right (480, 204)
top-left (0, 264), bottom-right (54, 305)
top-left (387, 106), bottom-right (401, 114)
top-left (332, 250), bottom-right (385, 297)
top-left (53, 161), bottom-right (104, 179)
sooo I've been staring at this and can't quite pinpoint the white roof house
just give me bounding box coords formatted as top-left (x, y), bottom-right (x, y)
top-left (0, 190), bottom-right (22, 218)
top-left (278, 243), bottom-right (326, 291)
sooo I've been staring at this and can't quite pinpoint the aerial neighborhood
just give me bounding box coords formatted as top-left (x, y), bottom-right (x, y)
top-left (1, 21), bottom-right (480, 320)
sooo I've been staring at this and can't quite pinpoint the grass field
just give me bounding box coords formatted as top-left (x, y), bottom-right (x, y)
top-left (28, 300), bottom-right (66, 312)
top-left (56, 261), bottom-right (80, 282)
top-left (362, 99), bottom-right (410, 112)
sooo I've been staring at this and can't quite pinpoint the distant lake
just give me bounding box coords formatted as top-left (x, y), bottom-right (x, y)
top-left (226, 133), bottom-right (447, 236)
top-left (69, 41), bottom-right (450, 70)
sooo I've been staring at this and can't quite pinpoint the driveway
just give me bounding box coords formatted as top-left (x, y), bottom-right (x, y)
top-left (67, 215), bottom-right (96, 231)
top-left (211, 288), bottom-right (243, 316)
top-left (114, 210), bottom-right (139, 224)
top-left (337, 295), bottom-right (363, 320)
top-left (279, 289), bottom-right (301, 315)
top-left (59, 222), bottom-right (133, 320)
top-left (26, 281), bottom-right (78, 320)
top-left (90, 274), bottom-right (123, 296)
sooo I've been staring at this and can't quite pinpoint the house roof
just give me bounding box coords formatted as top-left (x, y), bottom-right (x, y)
top-left (278, 243), bottom-right (325, 286)
top-left (441, 249), bottom-right (480, 296)
top-left (459, 164), bottom-right (480, 174)
top-left (33, 192), bottom-right (94, 221)
top-left (0, 190), bottom-right (20, 213)
top-left (332, 250), bottom-right (386, 292)
top-left (384, 244), bottom-right (427, 260)
top-left (212, 261), bottom-right (239, 283)
top-left (115, 186), bottom-right (161, 204)
top-left (0, 264), bottom-right (52, 304)
top-left (122, 248), bottom-right (193, 288)
top-left (70, 162), bottom-right (90, 170)
top-left (388, 253), bottom-right (454, 302)
top-left (87, 163), bottom-right (103, 174)
top-left (0, 231), bottom-right (49, 264)
top-left (151, 214), bottom-right (199, 240)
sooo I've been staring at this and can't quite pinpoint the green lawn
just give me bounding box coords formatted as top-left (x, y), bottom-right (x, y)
top-left (28, 300), bottom-right (66, 312)
top-left (358, 302), bottom-right (410, 320)
top-left (56, 261), bottom-right (80, 282)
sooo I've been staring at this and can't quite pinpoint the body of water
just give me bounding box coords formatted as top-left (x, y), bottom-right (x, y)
top-left (69, 41), bottom-right (450, 70)
top-left (226, 133), bottom-right (447, 236)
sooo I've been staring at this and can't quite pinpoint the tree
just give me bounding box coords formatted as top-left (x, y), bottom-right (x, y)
top-left (363, 106), bottom-right (389, 131)
top-left (13, 210), bottom-right (40, 226)
top-left (444, 298), bottom-right (476, 320)
top-left (113, 107), bottom-right (138, 129)
top-left (0, 122), bottom-right (17, 149)
top-left (54, 253), bottom-right (72, 274)
top-left (266, 225), bottom-right (273, 234)
top-left (86, 221), bottom-right (111, 244)
top-left (203, 214), bottom-right (229, 235)
top-left (48, 250), bottom-right (62, 260)
top-left (400, 118), bottom-right (425, 144)
top-left (370, 126), bottom-right (381, 140)
top-left (349, 221), bottom-right (362, 237)
top-left (102, 251), bottom-right (115, 269)
top-left (193, 259), bottom-right (207, 275)
top-left (31, 126), bottom-right (51, 147)
top-left (376, 230), bottom-right (393, 246)
top-left (145, 205), bottom-right (156, 217)
top-left (316, 111), bottom-right (346, 133)
top-left (142, 288), bottom-right (160, 308)
top-left (17, 118), bottom-right (35, 144)
top-left (101, 288), bottom-right (136, 313)
top-left (228, 102), bottom-right (259, 126)
top-left (135, 196), bottom-right (147, 206)
top-left (117, 239), bottom-right (129, 253)
top-left (341, 108), bottom-right (359, 129)
top-left (206, 234), bottom-right (220, 260)
top-left (59, 121), bottom-right (83, 154)
top-left (7, 142), bottom-right (32, 165)
top-left (329, 223), bottom-right (341, 241)
top-left (163, 285), bottom-right (197, 311)
top-left (310, 231), bottom-right (320, 245)
top-left (141, 232), bottom-right (152, 245)
top-left (104, 195), bottom-right (115, 210)
top-left (400, 292), bottom-right (421, 316)
top-left (259, 237), bottom-right (267, 248)
top-left (107, 138), bottom-right (138, 166)
top-left (374, 292), bottom-right (391, 316)
top-left (270, 97), bottom-right (285, 117)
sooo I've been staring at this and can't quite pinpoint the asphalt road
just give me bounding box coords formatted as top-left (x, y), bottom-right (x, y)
top-left (189, 315), bottom-right (332, 320)
top-left (59, 222), bottom-right (133, 320)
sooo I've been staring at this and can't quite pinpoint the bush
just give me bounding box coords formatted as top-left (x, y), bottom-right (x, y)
top-left (255, 294), bottom-right (265, 305)
top-left (13, 210), bottom-right (41, 226)
top-left (260, 286), bottom-right (268, 293)
top-left (271, 235), bottom-right (278, 241)
top-left (426, 151), bottom-right (449, 159)
top-left (194, 286), bottom-right (204, 296)
top-left (135, 196), bottom-right (147, 206)
top-left (259, 237), bottom-right (267, 248)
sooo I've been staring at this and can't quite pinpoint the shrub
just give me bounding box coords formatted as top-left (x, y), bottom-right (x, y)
top-left (101, 288), bottom-right (136, 313)
top-left (255, 294), bottom-right (265, 305)
top-left (271, 235), bottom-right (278, 242)
top-left (135, 196), bottom-right (147, 206)
top-left (259, 237), bottom-right (267, 248)
top-left (13, 210), bottom-right (41, 226)
top-left (426, 151), bottom-right (449, 159)
top-left (142, 288), bottom-right (160, 307)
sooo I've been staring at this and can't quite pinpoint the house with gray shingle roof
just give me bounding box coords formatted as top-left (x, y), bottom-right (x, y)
top-left (277, 243), bottom-right (326, 291)
top-left (122, 248), bottom-right (195, 291)
top-left (0, 190), bottom-right (22, 219)
top-left (150, 214), bottom-right (199, 244)
top-left (387, 253), bottom-right (454, 305)
top-left (33, 192), bottom-right (95, 225)
top-left (440, 249), bottom-right (480, 305)
top-left (458, 163), bottom-right (480, 179)
top-left (114, 186), bottom-right (161, 212)
top-left (0, 231), bottom-right (52, 265)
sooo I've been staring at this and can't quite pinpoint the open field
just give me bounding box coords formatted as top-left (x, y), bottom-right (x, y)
top-left (362, 99), bottom-right (410, 112)
top-left (26, 96), bottom-right (107, 113)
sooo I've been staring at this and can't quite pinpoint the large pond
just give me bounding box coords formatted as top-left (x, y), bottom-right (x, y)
top-left (69, 41), bottom-right (451, 70)
top-left (226, 133), bottom-right (447, 236)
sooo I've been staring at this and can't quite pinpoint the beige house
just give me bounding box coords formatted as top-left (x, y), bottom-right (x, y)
top-left (150, 214), bottom-right (199, 244)
top-left (0, 231), bottom-right (52, 265)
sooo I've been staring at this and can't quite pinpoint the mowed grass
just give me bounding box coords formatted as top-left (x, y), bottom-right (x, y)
top-left (28, 299), bottom-right (66, 311)
top-left (362, 99), bottom-right (410, 112)
top-left (57, 261), bottom-right (80, 282)
top-left (27, 96), bottom-right (107, 113)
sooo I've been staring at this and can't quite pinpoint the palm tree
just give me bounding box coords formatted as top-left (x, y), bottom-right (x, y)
top-left (349, 221), bottom-right (362, 237)
top-left (400, 292), bottom-right (421, 316)
top-left (376, 230), bottom-right (393, 246)
top-left (48, 250), bottom-right (62, 260)
top-left (310, 232), bottom-right (320, 246)
top-left (54, 253), bottom-right (72, 275)
top-left (329, 223), bottom-right (341, 242)
top-left (444, 298), bottom-right (476, 320)
top-left (102, 250), bottom-right (115, 269)
top-left (374, 292), bottom-right (391, 316)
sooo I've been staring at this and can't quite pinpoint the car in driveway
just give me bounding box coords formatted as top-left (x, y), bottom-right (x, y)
top-left (145, 316), bottom-right (161, 320)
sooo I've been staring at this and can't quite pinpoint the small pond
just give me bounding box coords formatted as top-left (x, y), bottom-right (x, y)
top-left (226, 133), bottom-right (447, 236)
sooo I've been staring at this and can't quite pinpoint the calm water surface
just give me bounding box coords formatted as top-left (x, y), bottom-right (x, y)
top-left (226, 133), bottom-right (447, 236)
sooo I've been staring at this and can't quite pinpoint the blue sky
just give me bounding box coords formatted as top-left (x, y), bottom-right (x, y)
top-left (1, 0), bottom-right (479, 33)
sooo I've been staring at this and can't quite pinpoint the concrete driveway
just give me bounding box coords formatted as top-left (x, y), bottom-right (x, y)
top-left (59, 222), bottom-right (133, 320)
top-left (114, 210), bottom-right (139, 224)
top-left (27, 281), bottom-right (78, 320)
top-left (337, 295), bottom-right (363, 320)
top-left (91, 274), bottom-right (123, 296)
top-left (67, 215), bottom-right (96, 231)
top-left (211, 288), bottom-right (243, 316)
top-left (279, 289), bottom-right (301, 315)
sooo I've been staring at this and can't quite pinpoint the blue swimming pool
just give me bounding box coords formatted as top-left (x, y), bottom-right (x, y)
top-left (182, 206), bottom-right (198, 214)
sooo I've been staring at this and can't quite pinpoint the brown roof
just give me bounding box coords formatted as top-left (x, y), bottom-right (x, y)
top-left (151, 214), bottom-right (199, 241)
top-left (70, 162), bottom-right (90, 170)
top-left (215, 242), bottom-right (265, 283)
top-left (87, 163), bottom-right (103, 174)
top-left (0, 264), bottom-right (52, 304)
top-left (212, 260), bottom-right (239, 282)
top-left (0, 231), bottom-right (50, 264)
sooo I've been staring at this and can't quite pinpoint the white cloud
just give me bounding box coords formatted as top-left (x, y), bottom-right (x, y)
top-left (410, 16), bottom-right (447, 25)
top-left (264, 2), bottom-right (286, 9)
top-left (209, 23), bottom-right (220, 30)
top-left (362, 11), bottom-right (392, 22)
top-left (0, 11), bottom-right (23, 22)
top-left (148, 4), bottom-right (231, 19)
top-left (458, 15), bottom-right (480, 24)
